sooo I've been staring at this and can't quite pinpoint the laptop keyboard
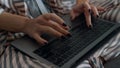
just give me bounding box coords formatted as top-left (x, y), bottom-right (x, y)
top-left (34, 18), bottom-right (114, 67)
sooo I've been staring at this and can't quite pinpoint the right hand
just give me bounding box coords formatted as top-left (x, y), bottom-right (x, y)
top-left (23, 13), bottom-right (70, 45)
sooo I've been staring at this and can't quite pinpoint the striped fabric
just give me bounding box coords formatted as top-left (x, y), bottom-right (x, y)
top-left (0, 0), bottom-right (120, 68)
top-left (0, 0), bottom-right (25, 15)
top-left (12, 0), bottom-right (25, 16)
top-left (91, 0), bottom-right (120, 23)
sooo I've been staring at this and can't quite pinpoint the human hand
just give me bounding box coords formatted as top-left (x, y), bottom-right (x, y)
top-left (70, 0), bottom-right (105, 28)
top-left (23, 13), bottom-right (70, 45)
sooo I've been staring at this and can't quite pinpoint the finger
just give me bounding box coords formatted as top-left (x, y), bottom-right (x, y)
top-left (70, 6), bottom-right (83, 20)
top-left (37, 17), bottom-right (69, 30)
top-left (70, 10), bottom-right (76, 20)
top-left (84, 2), bottom-right (91, 11)
top-left (48, 20), bottom-right (70, 35)
top-left (97, 7), bottom-right (106, 11)
top-left (70, 9), bottom-right (82, 20)
top-left (40, 25), bottom-right (63, 37)
top-left (84, 8), bottom-right (92, 28)
top-left (44, 13), bottom-right (65, 25)
top-left (49, 20), bottom-right (69, 30)
top-left (32, 33), bottom-right (48, 45)
top-left (91, 5), bottom-right (99, 17)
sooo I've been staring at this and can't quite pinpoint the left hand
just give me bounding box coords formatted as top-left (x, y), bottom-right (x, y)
top-left (47, 0), bottom-right (105, 28)
top-left (71, 0), bottom-right (105, 28)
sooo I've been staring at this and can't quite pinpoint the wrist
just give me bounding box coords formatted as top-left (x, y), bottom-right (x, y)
top-left (21, 18), bottom-right (36, 34)
top-left (21, 18), bottom-right (31, 33)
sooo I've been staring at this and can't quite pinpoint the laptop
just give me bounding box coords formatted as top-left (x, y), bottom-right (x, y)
top-left (11, 0), bottom-right (120, 68)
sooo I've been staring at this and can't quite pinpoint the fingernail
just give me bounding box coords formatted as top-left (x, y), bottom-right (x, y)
top-left (62, 23), bottom-right (67, 26)
top-left (89, 9), bottom-right (92, 14)
top-left (61, 36), bottom-right (66, 39)
top-left (88, 25), bottom-right (93, 29)
top-left (70, 16), bottom-right (72, 20)
top-left (44, 42), bottom-right (48, 45)
top-left (69, 26), bottom-right (72, 28)
top-left (97, 15), bottom-right (99, 18)
top-left (66, 34), bottom-right (72, 37)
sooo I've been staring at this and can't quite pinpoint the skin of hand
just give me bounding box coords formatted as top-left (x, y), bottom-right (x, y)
top-left (48, 0), bottom-right (105, 28)
top-left (0, 12), bottom-right (70, 45)
top-left (23, 13), bottom-right (70, 45)
top-left (71, 0), bottom-right (98, 28)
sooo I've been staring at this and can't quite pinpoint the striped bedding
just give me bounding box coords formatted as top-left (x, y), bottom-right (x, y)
top-left (0, 0), bottom-right (120, 68)
top-left (93, 0), bottom-right (120, 23)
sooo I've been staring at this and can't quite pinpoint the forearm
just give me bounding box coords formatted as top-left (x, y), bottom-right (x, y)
top-left (0, 12), bottom-right (29, 32)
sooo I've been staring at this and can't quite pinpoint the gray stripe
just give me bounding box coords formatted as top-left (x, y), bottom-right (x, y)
top-left (101, 6), bottom-right (115, 21)
top-left (102, 0), bottom-right (112, 7)
top-left (35, 0), bottom-right (49, 14)
top-left (99, 60), bottom-right (103, 68)
top-left (100, 1), bottom-right (115, 21)
top-left (0, 32), bottom-right (7, 43)
top-left (100, 11), bottom-right (108, 20)
top-left (22, 54), bottom-right (33, 68)
top-left (113, 7), bottom-right (120, 22)
top-left (18, 52), bottom-right (29, 68)
top-left (13, 0), bottom-right (24, 3)
top-left (28, 58), bottom-right (47, 68)
top-left (3, 50), bottom-right (6, 68)
top-left (108, 7), bottom-right (118, 21)
top-left (25, 0), bottom-right (41, 18)
top-left (100, 33), bottom-right (120, 56)
top-left (0, 64), bottom-right (1, 68)
top-left (14, 49), bottom-right (22, 68)
top-left (103, 0), bottom-right (114, 8)
top-left (98, 0), bottom-right (111, 7)
top-left (106, 8), bottom-right (115, 21)
top-left (9, 0), bottom-right (18, 14)
top-left (104, 34), bottom-right (120, 57)
top-left (9, 47), bottom-right (13, 68)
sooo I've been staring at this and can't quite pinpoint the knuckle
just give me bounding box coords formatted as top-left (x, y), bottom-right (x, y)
top-left (51, 13), bottom-right (55, 15)
top-left (51, 23), bottom-right (58, 28)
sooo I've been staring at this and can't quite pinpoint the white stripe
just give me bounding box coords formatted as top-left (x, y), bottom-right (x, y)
top-left (116, 6), bottom-right (120, 23)
top-left (0, 8), bottom-right (4, 15)
top-left (4, 0), bottom-right (10, 8)
top-left (18, 52), bottom-right (29, 68)
top-left (6, 47), bottom-right (10, 68)
top-left (24, 2), bottom-right (29, 18)
top-left (0, 35), bottom-right (6, 41)
top-left (111, 6), bottom-right (120, 21)
top-left (103, 0), bottom-right (114, 8)
top-left (35, 0), bottom-right (49, 14)
top-left (12, 48), bottom-right (18, 68)
top-left (31, 59), bottom-right (53, 68)
top-left (26, 56), bottom-right (43, 68)
top-left (76, 60), bottom-right (91, 68)
top-left (105, 8), bottom-right (113, 20)
top-left (1, 0), bottom-right (10, 8)
top-left (1, 51), bottom-right (5, 68)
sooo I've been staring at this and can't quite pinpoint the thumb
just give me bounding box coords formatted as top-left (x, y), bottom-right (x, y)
top-left (70, 9), bottom-right (82, 20)
top-left (70, 10), bottom-right (76, 20)
top-left (32, 33), bottom-right (48, 45)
